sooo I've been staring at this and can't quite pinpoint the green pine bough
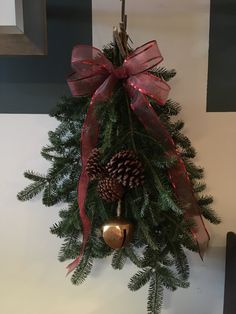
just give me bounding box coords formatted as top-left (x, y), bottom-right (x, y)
top-left (18, 43), bottom-right (220, 314)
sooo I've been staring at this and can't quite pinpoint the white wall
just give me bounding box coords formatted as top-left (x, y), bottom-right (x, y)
top-left (0, 0), bottom-right (15, 25)
top-left (0, 0), bottom-right (232, 313)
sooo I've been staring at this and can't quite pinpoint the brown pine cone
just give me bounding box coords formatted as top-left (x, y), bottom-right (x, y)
top-left (97, 177), bottom-right (124, 202)
top-left (106, 150), bottom-right (145, 189)
top-left (86, 149), bottom-right (106, 181)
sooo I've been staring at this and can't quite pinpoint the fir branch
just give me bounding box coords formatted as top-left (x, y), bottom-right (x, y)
top-left (161, 254), bottom-right (175, 267)
top-left (40, 144), bottom-right (55, 154)
top-left (151, 156), bottom-right (178, 170)
top-left (184, 160), bottom-right (204, 180)
top-left (50, 221), bottom-right (68, 238)
top-left (173, 120), bottom-right (185, 132)
top-left (129, 192), bottom-right (159, 251)
top-left (160, 212), bottom-right (189, 239)
top-left (180, 146), bottom-right (196, 159)
top-left (158, 265), bottom-right (189, 290)
top-left (17, 181), bottom-right (46, 201)
top-left (58, 234), bottom-right (81, 262)
top-left (125, 93), bottom-right (136, 151)
top-left (140, 153), bottom-right (164, 194)
top-left (90, 232), bottom-right (112, 258)
top-left (181, 232), bottom-right (198, 252)
top-left (89, 196), bottom-right (109, 222)
top-left (125, 247), bottom-right (143, 268)
top-left (193, 182), bottom-right (207, 193)
top-left (158, 99), bottom-right (181, 116)
top-left (147, 273), bottom-right (164, 314)
top-left (170, 245), bottom-right (190, 282)
top-left (140, 188), bottom-right (150, 217)
top-left (50, 96), bottom-right (89, 122)
top-left (71, 253), bottom-right (93, 285)
top-left (24, 170), bottom-right (46, 182)
top-left (128, 268), bottom-right (153, 291)
top-left (138, 220), bottom-right (159, 251)
top-left (159, 191), bottom-right (183, 214)
top-left (134, 131), bottom-right (166, 154)
top-left (101, 116), bottom-right (114, 151)
top-left (47, 163), bottom-right (77, 184)
top-left (152, 67), bottom-right (176, 81)
top-left (201, 206), bottom-right (221, 225)
top-left (173, 132), bottom-right (192, 150)
top-left (50, 205), bottom-right (82, 239)
top-left (139, 153), bottom-right (184, 217)
top-left (42, 182), bottom-right (58, 206)
top-left (197, 195), bottom-right (214, 207)
top-left (112, 248), bottom-right (127, 270)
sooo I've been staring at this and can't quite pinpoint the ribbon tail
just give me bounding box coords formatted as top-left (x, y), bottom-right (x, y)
top-left (66, 174), bottom-right (91, 275)
top-left (66, 96), bottom-right (99, 275)
top-left (128, 89), bottom-right (210, 256)
top-left (66, 75), bottom-right (117, 275)
top-left (168, 158), bottom-right (210, 257)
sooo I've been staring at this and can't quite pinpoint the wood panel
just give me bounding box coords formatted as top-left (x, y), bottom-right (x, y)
top-left (223, 232), bottom-right (236, 314)
top-left (0, 0), bottom-right (92, 113)
top-left (207, 0), bottom-right (236, 111)
top-left (0, 0), bottom-right (47, 55)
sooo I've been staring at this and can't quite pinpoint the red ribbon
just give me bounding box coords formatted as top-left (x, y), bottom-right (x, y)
top-left (66, 40), bottom-right (209, 274)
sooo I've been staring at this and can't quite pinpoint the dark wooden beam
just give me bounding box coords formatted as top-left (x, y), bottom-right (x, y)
top-left (207, 0), bottom-right (236, 112)
top-left (223, 232), bottom-right (236, 314)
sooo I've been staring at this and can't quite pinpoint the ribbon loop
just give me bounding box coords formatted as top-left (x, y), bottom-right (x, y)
top-left (125, 40), bottom-right (163, 75)
top-left (71, 44), bottom-right (113, 73)
top-left (127, 73), bottom-right (170, 105)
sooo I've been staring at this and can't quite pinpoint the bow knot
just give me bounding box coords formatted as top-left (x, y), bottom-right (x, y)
top-left (67, 41), bottom-right (170, 105)
top-left (112, 66), bottom-right (129, 79)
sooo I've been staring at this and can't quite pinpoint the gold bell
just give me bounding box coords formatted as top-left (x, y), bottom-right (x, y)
top-left (102, 217), bottom-right (134, 249)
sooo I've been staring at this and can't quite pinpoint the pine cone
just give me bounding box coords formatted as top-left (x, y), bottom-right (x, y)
top-left (106, 150), bottom-right (145, 188)
top-left (86, 149), bottom-right (106, 181)
top-left (97, 177), bottom-right (124, 202)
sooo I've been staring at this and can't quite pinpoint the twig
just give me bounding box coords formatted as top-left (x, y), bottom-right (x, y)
top-left (121, 0), bottom-right (126, 24)
top-left (124, 93), bottom-right (136, 151)
top-left (113, 27), bottom-right (126, 59)
top-left (113, 0), bottom-right (128, 59)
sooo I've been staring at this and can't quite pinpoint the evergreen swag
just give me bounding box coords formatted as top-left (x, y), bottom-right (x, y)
top-left (18, 41), bottom-right (220, 314)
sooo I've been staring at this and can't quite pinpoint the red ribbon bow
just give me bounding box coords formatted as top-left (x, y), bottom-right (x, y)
top-left (66, 40), bottom-right (209, 274)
